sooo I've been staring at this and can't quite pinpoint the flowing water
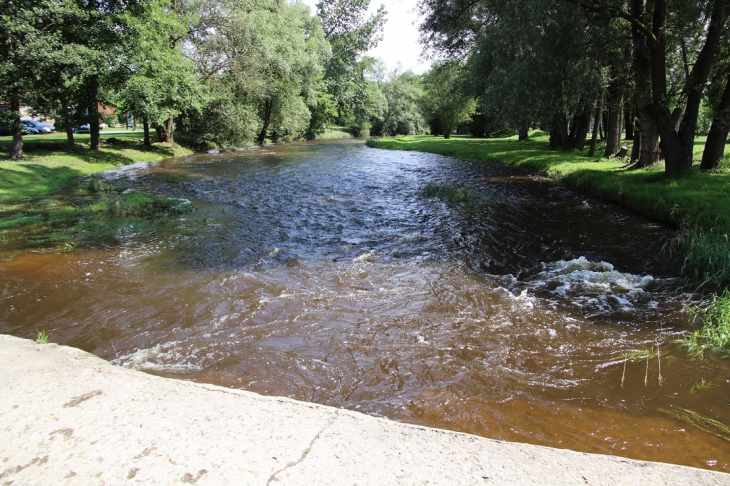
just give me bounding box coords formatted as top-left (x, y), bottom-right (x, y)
top-left (1, 140), bottom-right (728, 471)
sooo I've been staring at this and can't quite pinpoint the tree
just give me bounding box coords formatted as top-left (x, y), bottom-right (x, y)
top-left (371, 68), bottom-right (426, 136)
top-left (181, 0), bottom-right (329, 147)
top-left (317, 0), bottom-right (386, 128)
top-left (422, 61), bottom-right (476, 139)
top-left (420, 0), bottom-right (608, 150)
top-left (585, 0), bottom-right (729, 173)
top-left (119, 0), bottom-right (202, 146)
top-left (0, 0), bottom-right (35, 159)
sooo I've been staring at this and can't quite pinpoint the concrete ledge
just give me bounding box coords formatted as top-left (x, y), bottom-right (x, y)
top-left (0, 335), bottom-right (726, 485)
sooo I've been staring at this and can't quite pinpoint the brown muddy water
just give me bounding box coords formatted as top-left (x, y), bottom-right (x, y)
top-left (1, 140), bottom-right (728, 471)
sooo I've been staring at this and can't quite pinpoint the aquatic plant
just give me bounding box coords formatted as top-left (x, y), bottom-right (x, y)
top-left (658, 407), bottom-right (730, 443)
top-left (35, 329), bottom-right (50, 344)
top-left (690, 378), bottom-right (717, 395)
top-left (421, 183), bottom-right (492, 205)
top-left (0, 180), bottom-right (194, 250)
top-left (665, 224), bottom-right (730, 288)
top-left (681, 289), bottom-right (730, 357)
top-left (619, 340), bottom-right (666, 388)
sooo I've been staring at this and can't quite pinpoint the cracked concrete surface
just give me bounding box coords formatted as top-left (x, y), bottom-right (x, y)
top-left (0, 335), bottom-right (727, 485)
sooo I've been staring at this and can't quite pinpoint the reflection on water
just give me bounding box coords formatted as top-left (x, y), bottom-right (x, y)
top-left (1, 140), bottom-right (728, 471)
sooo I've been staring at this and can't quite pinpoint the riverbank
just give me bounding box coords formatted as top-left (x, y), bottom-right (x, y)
top-left (366, 132), bottom-right (730, 234)
top-left (1, 334), bottom-right (726, 485)
top-left (0, 131), bottom-right (194, 204)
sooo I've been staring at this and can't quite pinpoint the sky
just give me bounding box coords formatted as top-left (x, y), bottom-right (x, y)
top-left (300, 0), bottom-right (431, 74)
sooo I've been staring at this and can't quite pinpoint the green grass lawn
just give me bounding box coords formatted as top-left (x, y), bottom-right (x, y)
top-left (367, 131), bottom-right (730, 234)
top-left (0, 131), bottom-right (193, 204)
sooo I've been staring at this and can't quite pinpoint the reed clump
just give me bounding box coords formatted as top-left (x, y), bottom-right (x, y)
top-left (682, 289), bottom-right (730, 357)
top-left (666, 224), bottom-right (730, 288)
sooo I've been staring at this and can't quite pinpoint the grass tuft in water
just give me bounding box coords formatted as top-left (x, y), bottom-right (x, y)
top-left (35, 329), bottom-right (50, 344)
top-left (680, 289), bottom-right (730, 357)
top-left (658, 407), bottom-right (730, 443)
top-left (690, 378), bottom-right (717, 395)
top-left (665, 224), bottom-right (730, 288)
top-left (421, 183), bottom-right (492, 205)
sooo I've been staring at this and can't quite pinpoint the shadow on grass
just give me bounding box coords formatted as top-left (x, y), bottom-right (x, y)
top-left (0, 164), bottom-right (85, 203)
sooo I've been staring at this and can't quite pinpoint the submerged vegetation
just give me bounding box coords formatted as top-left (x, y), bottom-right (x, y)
top-left (659, 407), bottom-right (730, 443)
top-left (421, 183), bottom-right (488, 205)
top-left (0, 178), bottom-right (193, 250)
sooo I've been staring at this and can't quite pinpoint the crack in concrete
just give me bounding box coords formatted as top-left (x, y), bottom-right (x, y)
top-left (266, 414), bottom-right (337, 485)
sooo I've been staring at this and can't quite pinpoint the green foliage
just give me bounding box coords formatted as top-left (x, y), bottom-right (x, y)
top-left (421, 184), bottom-right (485, 204)
top-left (183, 0), bottom-right (330, 146)
top-left (372, 70), bottom-right (426, 136)
top-left (182, 98), bottom-right (259, 151)
top-left (35, 329), bottom-right (50, 345)
top-left (421, 61), bottom-right (476, 138)
top-left (317, 0), bottom-right (386, 128)
top-left (666, 225), bottom-right (730, 288)
top-left (681, 290), bottom-right (730, 357)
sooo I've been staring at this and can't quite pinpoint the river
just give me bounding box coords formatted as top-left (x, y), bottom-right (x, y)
top-left (1, 140), bottom-right (728, 471)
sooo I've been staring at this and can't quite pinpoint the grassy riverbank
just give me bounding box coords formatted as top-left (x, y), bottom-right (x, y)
top-left (368, 131), bottom-right (730, 356)
top-left (0, 131), bottom-right (194, 203)
top-left (0, 131), bottom-right (196, 249)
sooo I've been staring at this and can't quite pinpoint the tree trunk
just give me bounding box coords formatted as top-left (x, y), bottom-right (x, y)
top-left (549, 127), bottom-right (561, 150)
top-left (589, 92), bottom-right (604, 157)
top-left (60, 91), bottom-right (75, 152)
top-left (701, 73), bottom-right (730, 170)
top-left (89, 76), bottom-right (101, 150)
top-left (625, 100), bottom-right (634, 140)
top-left (143, 117), bottom-right (151, 146)
top-left (569, 106), bottom-right (591, 151)
top-left (635, 110), bottom-right (660, 168)
top-left (649, 0), bottom-right (727, 174)
top-left (164, 117), bottom-right (173, 143)
top-left (153, 118), bottom-right (174, 143)
top-left (630, 0), bottom-right (660, 168)
top-left (8, 96), bottom-right (23, 160)
top-left (555, 113), bottom-right (570, 150)
top-left (518, 120), bottom-right (529, 141)
top-left (258, 99), bottom-right (274, 145)
top-left (631, 116), bottom-right (640, 162)
top-left (603, 73), bottom-right (624, 158)
top-left (154, 122), bottom-right (163, 142)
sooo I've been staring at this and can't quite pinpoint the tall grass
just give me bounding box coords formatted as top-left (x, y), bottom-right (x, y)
top-left (666, 224), bottom-right (730, 288)
top-left (683, 289), bottom-right (730, 357)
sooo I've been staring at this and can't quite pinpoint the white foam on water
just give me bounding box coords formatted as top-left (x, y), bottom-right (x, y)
top-left (353, 249), bottom-right (378, 263)
top-left (112, 342), bottom-right (204, 374)
top-left (529, 256), bottom-right (655, 314)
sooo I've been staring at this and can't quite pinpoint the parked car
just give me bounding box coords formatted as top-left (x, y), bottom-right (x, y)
top-left (72, 121), bottom-right (105, 133)
top-left (0, 122), bottom-right (31, 136)
top-left (20, 121), bottom-right (42, 134)
top-left (21, 119), bottom-right (55, 134)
